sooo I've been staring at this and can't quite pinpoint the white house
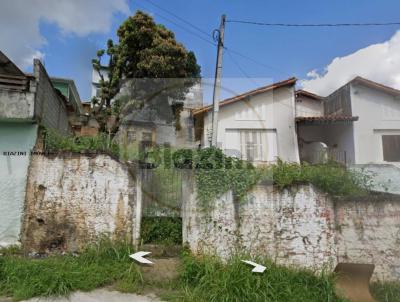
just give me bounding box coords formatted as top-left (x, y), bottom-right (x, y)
top-left (297, 77), bottom-right (400, 166)
top-left (193, 78), bottom-right (300, 164)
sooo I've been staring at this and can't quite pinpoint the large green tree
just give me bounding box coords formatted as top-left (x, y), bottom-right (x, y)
top-left (92, 10), bottom-right (201, 130)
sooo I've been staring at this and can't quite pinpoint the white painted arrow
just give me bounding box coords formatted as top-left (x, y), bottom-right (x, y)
top-left (241, 260), bottom-right (266, 273)
top-left (130, 251), bottom-right (153, 264)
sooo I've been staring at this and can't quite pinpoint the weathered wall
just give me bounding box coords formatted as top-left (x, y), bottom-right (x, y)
top-left (33, 59), bottom-right (71, 135)
top-left (22, 154), bottom-right (138, 253)
top-left (335, 198), bottom-right (400, 281)
top-left (183, 179), bottom-right (336, 271)
top-left (182, 176), bottom-right (400, 281)
top-left (0, 89), bottom-right (35, 120)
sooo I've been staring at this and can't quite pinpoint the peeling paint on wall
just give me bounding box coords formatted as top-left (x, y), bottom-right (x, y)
top-left (182, 176), bottom-right (400, 281)
top-left (22, 154), bottom-right (137, 253)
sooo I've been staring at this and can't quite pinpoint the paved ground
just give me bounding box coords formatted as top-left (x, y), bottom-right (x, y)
top-left (0, 289), bottom-right (163, 302)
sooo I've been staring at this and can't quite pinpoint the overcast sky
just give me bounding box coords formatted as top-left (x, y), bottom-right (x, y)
top-left (1, 0), bottom-right (400, 100)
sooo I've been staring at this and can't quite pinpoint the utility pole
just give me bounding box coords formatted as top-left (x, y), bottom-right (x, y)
top-left (211, 14), bottom-right (226, 147)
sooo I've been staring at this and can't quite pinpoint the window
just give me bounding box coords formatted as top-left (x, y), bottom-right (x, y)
top-left (142, 132), bottom-right (153, 142)
top-left (127, 130), bottom-right (136, 142)
top-left (224, 129), bottom-right (277, 162)
top-left (382, 135), bottom-right (400, 162)
top-left (240, 130), bottom-right (263, 161)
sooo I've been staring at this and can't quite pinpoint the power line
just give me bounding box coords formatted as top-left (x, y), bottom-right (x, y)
top-left (136, 2), bottom-right (216, 46)
top-left (142, 0), bottom-right (211, 39)
top-left (226, 50), bottom-right (260, 86)
top-left (136, 3), bottom-right (290, 77)
top-left (227, 19), bottom-right (400, 27)
top-left (225, 47), bottom-right (291, 77)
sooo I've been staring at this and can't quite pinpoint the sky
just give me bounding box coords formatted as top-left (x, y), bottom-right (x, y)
top-left (1, 0), bottom-right (400, 102)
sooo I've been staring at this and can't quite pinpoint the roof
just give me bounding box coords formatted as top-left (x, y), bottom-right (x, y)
top-left (296, 115), bottom-right (359, 124)
top-left (0, 51), bottom-right (28, 91)
top-left (295, 89), bottom-right (323, 101)
top-left (0, 51), bottom-right (25, 76)
top-left (193, 77), bottom-right (297, 115)
top-left (327, 76), bottom-right (400, 98)
top-left (350, 76), bottom-right (400, 96)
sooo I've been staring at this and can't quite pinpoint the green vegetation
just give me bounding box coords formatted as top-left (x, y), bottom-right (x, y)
top-left (141, 217), bottom-right (182, 245)
top-left (44, 128), bottom-right (120, 157)
top-left (371, 281), bottom-right (400, 302)
top-left (171, 252), bottom-right (345, 302)
top-left (92, 10), bottom-right (201, 131)
top-left (260, 159), bottom-right (373, 197)
top-left (0, 240), bottom-right (141, 301)
top-left (1, 244), bottom-right (398, 302)
top-left (171, 147), bottom-right (372, 207)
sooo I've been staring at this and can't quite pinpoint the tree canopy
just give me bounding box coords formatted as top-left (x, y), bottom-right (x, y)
top-left (92, 10), bottom-right (201, 130)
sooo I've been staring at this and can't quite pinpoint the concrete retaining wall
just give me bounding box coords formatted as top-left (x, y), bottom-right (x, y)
top-left (22, 154), bottom-right (139, 253)
top-left (182, 174), bottom-right (400, 281)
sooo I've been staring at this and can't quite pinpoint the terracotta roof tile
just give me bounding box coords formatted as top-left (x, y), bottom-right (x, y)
top-left (296, 115), bottom-right (359, 123)
top-left (193, 77), bottom-right (296, 115)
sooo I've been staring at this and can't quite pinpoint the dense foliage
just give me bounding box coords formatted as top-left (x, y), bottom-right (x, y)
top-left (140, 217), bottom-right (182, 245)
top-left (92, 10), bottom-right (201, 129)
top-left (171, 147), bottom-right (372, 207)
top-left (44, 128), bottom-right (120, 157)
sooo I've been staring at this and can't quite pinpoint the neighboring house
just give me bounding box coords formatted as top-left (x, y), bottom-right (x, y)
top-left (295, 90), bottom-right (323, 117)
top-left (297, 77), bottom-right (400, 166)
top-left (193, 78), bottom-right (300, 164)
top-left (91, 64), bottom-right (108, 99)
top-left (0, 51), bottom-right (82, 246)
top-left (297, 77), bottom-right (400, 194)
top-left (51, 77), bottom-right (83, 115)
top-left (92, 64), bottom-right (203, 148)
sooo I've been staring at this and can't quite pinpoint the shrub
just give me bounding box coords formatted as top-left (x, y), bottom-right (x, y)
top-left (44, 128), bottom-right (120, 157)
top-left (261, 159), bottom-right (372, 197)
top-left (140, 217), bottom-right (182, 245)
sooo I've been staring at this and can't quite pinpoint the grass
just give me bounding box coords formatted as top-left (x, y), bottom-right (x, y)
top-left (0, 240), bottom-right (141, 301)
top-left (1, 243), bottom-right (399, 302)
top-left (172, 252), bottom-right (346, 302)
top-left (371, 281), bottom-right (400, 302)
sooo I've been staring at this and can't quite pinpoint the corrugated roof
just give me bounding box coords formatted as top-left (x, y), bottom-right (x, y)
top-left (193, 77), bottom-right (296, 115)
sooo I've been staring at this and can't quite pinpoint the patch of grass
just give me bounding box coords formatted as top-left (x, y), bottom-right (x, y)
top-left (371, 281), bottom-right (400, 302)
top-left (140, 217), bottom-right (182, 245)
top-left (173, 251), bottom-right (346, 302)
top-left (0, 240), bottom-right (141, 301)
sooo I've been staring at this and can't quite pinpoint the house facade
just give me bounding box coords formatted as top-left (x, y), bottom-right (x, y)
top-left (194, 78), bottom-right (300, 164)
top-left (297, 77), bottom-right (400, 166)
top-left (0, 51), bottom-right (82, 246)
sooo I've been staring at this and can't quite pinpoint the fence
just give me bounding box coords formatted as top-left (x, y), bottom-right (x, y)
top-left (139, 167), bottom-right (183, 217)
